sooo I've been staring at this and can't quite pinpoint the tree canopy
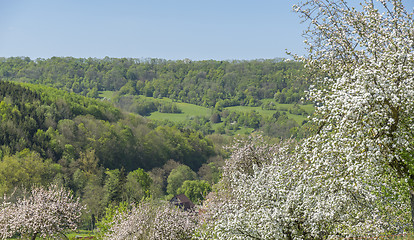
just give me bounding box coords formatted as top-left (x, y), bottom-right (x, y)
top-left (0, 184), bottom-right (85, 240)
top-left (294, 0), bottom-right (414, 228)
top-left (0, 57), bottom-right (307, 107)
top-left (0, 81), bottom-right (215, 173)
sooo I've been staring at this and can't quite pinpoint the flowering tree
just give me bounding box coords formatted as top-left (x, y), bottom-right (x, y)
top-left (198, 138), bottom-right (410, 239)
top-left (0, 184), bottom-right (85, 240)
top-left (293, 0), bottom-right (414, 227)
top-left (197, 0), bottom-right (414, 235)
top-left (104, 202), bottom-right (197, 240)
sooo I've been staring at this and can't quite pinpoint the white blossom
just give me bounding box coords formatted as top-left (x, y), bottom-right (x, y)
top-left (0, 184), bottom-right (85, 239)
top-left (104, 202), bottom-right (197, 240)
top-left (199, 138), bottom-right (410, 239)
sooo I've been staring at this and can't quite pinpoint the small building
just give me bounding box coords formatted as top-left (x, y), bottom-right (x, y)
top-left (170, 194), bottom-right (195, 210)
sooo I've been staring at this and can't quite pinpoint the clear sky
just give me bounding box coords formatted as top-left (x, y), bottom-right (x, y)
top-left (1, 0), bottom-right (414, 61)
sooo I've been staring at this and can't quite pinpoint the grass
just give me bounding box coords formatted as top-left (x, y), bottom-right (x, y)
top-left (146, 98), bottom-right (212, 123)
top-left (147, 98), bottom-right (314, 125)
top-left (8, 230), bottom-right (95, 239)
top-left (97, 92), bottom-right (314, 125)
top-left (66, 230), bottom-right (96, 239)
top-left (8, 231), bottom-right (414, 240)
top-left (234, 126), bottom-right (255, 135)
top-left (98, 91), bottom-right (116, 100)
top-left (98, 92), bottom-right (212, 123)
top-left (225, 102), bottom-right (314, 125)
top-left (119, 93), bottom-right (212, 122)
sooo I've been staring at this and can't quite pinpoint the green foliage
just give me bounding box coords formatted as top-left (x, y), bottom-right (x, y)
top-left (177, 180), bottom-right (212, 204)
top-left (0, 81), bottom-right (216, 172)
top-left (147, 99), bottom-right (313, 139)
top-left (81, 175), bottom-right (107, 226)
top-left (157, 101), bottom-right (182, 113)
top-left (113, 95), bottom-right (182, 116)
top-left (0, 57), bottom-right (308, 107)
top-left (166, 165), bottom-right (197, 196)
top-left (95, 202), bottom-right (129, 238)
top-left (0, 149), bottom-right (61, 196)
top-left (150, 126), bottom-right (215, 170)
top-left (0, 80), bottom-right (223, 231)
top-left (104, 168), bottom-right (127, 204)
top-left (125, 168), bottom-right (153, 202)
top-left (198, 162), bottom-right (222, 185)
top-left (210, 112), bottom-right (221, 123)
top-left (288, 104), bottom-right (308, 116)
top-left (0, 57), bottom-right (314, 230)
top-left (0, 57), bottom-right (313, 139)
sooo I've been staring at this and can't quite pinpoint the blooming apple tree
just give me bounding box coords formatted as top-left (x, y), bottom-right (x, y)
top-left (293, 0), bottom-right (414, 227)
top-left (103, 0), bottom-right (414, 237)
top-left (198, 0), bottom-right (414, 234)
top-left (198, 138), bottom-right (410, 239)
top-left (104, 201), bottom-right (197, 240)
top-left (0, 184), bottom-right (85, 240)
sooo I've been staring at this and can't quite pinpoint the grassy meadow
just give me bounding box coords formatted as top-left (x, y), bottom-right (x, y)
top-left (144, 96), bottom-right (314, 125)
top-left (148, 101), bottom-right (212, 122)
top-left (99, 91), bottom-right (314, 127)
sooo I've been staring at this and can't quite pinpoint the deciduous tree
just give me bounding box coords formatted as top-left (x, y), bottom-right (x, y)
top-left (104, 202), bottom-right (196, 240)
top-left (0, 184), bottom-right (85, 240)
top-left (294, 0), bottom-right (414, 228)
top-left (166, 165), bottom-right (197, 196)
top-left (200, 138), bottom-right (409, 239)
top-left (177, 180), bottom-right (211, 204)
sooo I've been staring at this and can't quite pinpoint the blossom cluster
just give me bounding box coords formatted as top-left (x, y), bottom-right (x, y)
top-left (198, 138), bottom-right (410, 239)
top-left (100, 1), bottom-right (414, 238)
top-left (196, 0), bottom-right (414, 238)
top-left (294, 0), bottom-right (414, 178)
top-left (0, 184), bottom-right (85, 239)
top-left (104, 202), bottom-right (197, 240)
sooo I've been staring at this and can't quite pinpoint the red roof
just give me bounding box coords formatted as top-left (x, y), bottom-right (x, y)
top-left (170, 194), bottom-right (195, 210)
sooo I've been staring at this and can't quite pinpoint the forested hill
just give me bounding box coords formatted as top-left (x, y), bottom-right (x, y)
top-left (0, 81), bottom-right (215, 172)
top-left (0, 57), bottom-right (307, 107)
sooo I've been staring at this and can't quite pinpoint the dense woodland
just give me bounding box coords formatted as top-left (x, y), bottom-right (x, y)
top-left (2, 0), bottom-right (414, 238)
top-left (0, 57), bottom-right (312, 139)
top-left (0, 57), bottom-right (312, 234)
top-left (0, 80), bottom-right (223, 227)
top-left (0, 57), bottom-right (307, 107)
top-left (0, 81), bottom-right (217, 170)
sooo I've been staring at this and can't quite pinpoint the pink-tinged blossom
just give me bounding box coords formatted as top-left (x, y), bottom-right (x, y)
top-left (104, 202), bottom-right (197, 240)
top-left (0, 184), bottom-right (85, 239)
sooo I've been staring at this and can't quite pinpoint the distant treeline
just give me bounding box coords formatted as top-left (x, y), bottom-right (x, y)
top-left (0, 81), bottom-right (223, 224)
top-left (0, 57), bottom-right (308, 107)
top-left (0, 81), bottom-right (215, 172)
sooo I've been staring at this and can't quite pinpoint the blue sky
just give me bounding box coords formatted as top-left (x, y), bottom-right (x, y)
top-left (1, 0), bottom-right (414, 60)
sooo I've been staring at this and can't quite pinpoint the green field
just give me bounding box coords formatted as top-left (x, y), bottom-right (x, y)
top-left (98, 92), bottom-right (314, 125)
top-left (98, 90), bottom-right (116, 100)
top-left (148, 101), bottom-right (212, 122)
top-left (148, 101), bottom-right (313, 125)
top-left (145, 96), bottom-right (314, 125)
top-left (225, 102), bottom-right (314, 124)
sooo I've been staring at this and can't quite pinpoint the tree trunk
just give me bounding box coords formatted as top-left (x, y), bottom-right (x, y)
top-left (411, 190), bottom-right (414, 230)
top-left (31, 232), bottom-right (38, 240)
top-left (58, 231), bottom-right (70, 240)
